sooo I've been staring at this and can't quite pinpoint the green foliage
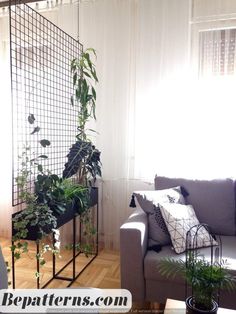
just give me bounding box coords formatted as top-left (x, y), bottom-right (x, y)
top-left (60, 179), bottom-right (90, 214)
top-left (159, 252), bottom-right (236, 310)
top-left (12, 48), bottom-right (101, 276)
top-left (63, 139), bottom-right (101, 184)
top-left (39, 139), bottom-right (51, 147)
top-left (64, 48), bottom-right (101, 185)
top-left (11, 115), bottom-right (59, 268)
top-left (35, 174), bottom-right (67, 215)
top-left (71, 48), bottom-right (98, 141)
top-left (65, 207), bottom-right (97, 257)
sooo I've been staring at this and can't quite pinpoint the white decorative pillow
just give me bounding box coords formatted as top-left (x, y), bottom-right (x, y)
top-left (133, 186), bottom-right (185, 214)
top-left (133, 187), bottom-right (186, 246)
top-left (159, 203), bottom-right (217, 254)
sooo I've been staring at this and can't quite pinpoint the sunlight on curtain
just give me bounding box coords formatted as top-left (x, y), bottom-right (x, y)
top-left (79, 0), bottom-right (191, 249)
top-left (79, 0), bottom-right (236, 249)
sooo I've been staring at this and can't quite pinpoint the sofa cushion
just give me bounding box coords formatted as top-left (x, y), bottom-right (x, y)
top-left (134, 187), bottom-right (186, 214)
top-left (154, 176), bottom-right (236, 236)
top-left (144, 235), bottom-right (236, 283)
top-left (133, 187), bottom-right (185, 246)
top-left (159, 203), bottom-right (217, 253)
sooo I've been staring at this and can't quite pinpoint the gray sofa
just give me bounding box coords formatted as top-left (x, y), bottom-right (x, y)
top-left (120, 176), bottom-right (236, 309)
top-left (0, 245), bottom-right (8, 289)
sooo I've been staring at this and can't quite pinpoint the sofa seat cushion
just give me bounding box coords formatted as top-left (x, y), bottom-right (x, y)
top-left (144, 235), bottom-right (236, 283)
top-left (154, 176), bottom-right (236, 236)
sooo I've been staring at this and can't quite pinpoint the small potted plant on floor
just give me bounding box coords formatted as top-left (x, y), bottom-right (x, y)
top-left (159, 249), bottom-right (236, 314)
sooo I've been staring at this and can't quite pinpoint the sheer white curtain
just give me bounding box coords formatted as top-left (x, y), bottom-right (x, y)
top-left (79, 0), bottom-right (191, 249)
top-left (79, 0), bottom-right (236, 249)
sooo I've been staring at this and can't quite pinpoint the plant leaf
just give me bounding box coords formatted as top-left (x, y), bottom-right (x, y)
top-left (31, 126), bottom-right (40, 135)
top-left (83, 71), bottom-right (92, 78)
top-left (39, 139), bottom-right (51, 147)
top-left (86, 48), bottom-right (97, 58)
top-left (73, 73), bottom-right (77, 86)
top-left (28, 114), bottom-right (35, 124)
top-left (38, 164), bottom-right (43, 173)
top-left (71, 95), bottom-right (74, 107)
top-left (38, 155), bottom-right (48, 159)
top-left (91, 86), bottom-right (96, 100)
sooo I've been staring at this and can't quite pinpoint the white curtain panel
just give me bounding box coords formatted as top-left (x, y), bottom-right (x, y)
top-left (79, 0), bottom-right (236, 249)
top-left (79, 0), bottom-right (190, 249)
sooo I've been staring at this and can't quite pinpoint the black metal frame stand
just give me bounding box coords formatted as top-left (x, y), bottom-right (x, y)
top-left (12, 202), bottom-right (98, 289)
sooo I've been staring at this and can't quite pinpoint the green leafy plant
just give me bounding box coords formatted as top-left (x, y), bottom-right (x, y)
top-left (70, 48), bottom-right (98, 141)
top-left (159, 252), bottom-right (236, 311)
top-left (63, 48), bottom-right (101, 257)
top-left (12, 111), bottom-right (94, 271)
top-left (11, 141), bottom-right (59, 267)
top-left (11, 49), bottom-right (101, 278)
top-left (63, 48), bottom-right (101, 185)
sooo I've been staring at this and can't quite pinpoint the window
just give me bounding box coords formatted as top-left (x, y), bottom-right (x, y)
top-left (199, 28), bottom-right (236, 77)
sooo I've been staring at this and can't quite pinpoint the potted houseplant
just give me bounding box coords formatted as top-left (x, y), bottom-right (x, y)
top-left (63, 48), bottom-right (101, 185)
top-left (11, 48), bottom-right (101, 280)
top-left (62, 48), bottom-right (101, 255)
top-left (12, 115), bottom-right (90, 272)
top-left (159, 251), bottom-right (236, 314)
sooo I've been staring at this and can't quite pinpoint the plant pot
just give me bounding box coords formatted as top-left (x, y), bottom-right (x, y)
top-left (186, 296), bottom-right (218, 314)
top-left (89, 186), bottom-right (98, 207)
top-left (12, 187), bottom-right (98, 241)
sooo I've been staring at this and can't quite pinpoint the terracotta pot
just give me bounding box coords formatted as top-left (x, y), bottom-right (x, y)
top-left (186, 296), bottom-right (218, 314)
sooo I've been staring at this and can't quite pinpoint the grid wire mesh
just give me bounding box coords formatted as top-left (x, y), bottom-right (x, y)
top-left (10, 1), bottom-right (82, 206)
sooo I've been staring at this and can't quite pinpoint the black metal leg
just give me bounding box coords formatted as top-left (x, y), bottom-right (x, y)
top-left (36, 242), bottom-right (40, 289)
top-left (12, 241), bottom-right (15, 289)
top-left (73, 216), bottom-right (76, 279)
top-left (13, 195), bottom-right (99, 289)
top-left (53, 232), bottom-right (56, 277)
top-left (96, 203), bottom-right (99, 255)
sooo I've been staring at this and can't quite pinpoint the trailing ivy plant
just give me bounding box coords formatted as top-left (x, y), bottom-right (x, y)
top-left (11, 122), bottom-right (60, 271)
top-left (12, 115), bottom-right (92, 275)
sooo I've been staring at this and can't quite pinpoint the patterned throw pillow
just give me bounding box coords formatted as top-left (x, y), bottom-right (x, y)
top-left (133, 187), bottom-right (186, 246)
top-left (159, 203), bottom-right (218, 254)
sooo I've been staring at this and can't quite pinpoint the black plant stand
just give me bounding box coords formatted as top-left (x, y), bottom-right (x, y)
top-left (12, 188), bottom-right (99, 289)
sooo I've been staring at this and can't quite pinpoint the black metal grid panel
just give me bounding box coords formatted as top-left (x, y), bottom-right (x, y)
top-left (10, 1), bottom-right (82, 205)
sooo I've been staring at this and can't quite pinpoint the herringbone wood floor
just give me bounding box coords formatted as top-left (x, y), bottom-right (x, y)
top-left (0, 237), bottom-right (120, 289)
top-left (1, 237), bottom-right (163, 313)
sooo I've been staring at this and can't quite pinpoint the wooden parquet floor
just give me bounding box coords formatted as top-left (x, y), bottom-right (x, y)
top-left (0, 237), bottom-right (120, 289)
top-left (0, 238), bottom-right (163, 313)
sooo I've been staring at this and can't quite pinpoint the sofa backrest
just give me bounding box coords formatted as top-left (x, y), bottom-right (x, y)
top-left (154, 175), bottom-right (236, 236)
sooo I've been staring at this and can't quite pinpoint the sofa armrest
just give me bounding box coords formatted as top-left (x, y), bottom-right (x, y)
top-left (120, 208), bottom-right (148, 302)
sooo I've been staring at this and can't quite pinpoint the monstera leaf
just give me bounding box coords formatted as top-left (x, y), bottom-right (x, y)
top-left (63, 139), bottom-right (101, 184)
